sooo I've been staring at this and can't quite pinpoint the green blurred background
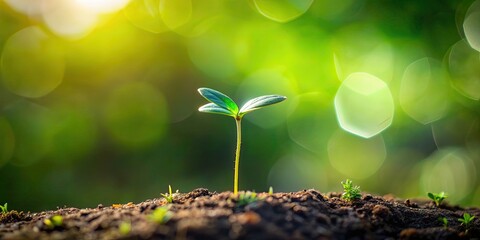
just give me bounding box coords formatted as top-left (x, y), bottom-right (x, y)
top-left (1, 0), bottom-right (480, 211)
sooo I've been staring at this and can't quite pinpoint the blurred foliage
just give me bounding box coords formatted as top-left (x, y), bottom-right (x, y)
top-left (0, 0), bottom-right (480, 211)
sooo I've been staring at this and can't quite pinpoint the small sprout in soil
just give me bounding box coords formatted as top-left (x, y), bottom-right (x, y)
top-left (148, 206), bottom-right (172, 224)
top-left (268, 186), bottom-right (273, 195)
top-left (458, 213), bottom-right (475, 231)
top-left (198, 87), bottom-right (286, 195)
top-left (0, 203), bottom-right (7, 214)
top-left (341, 179), bottom-right (361, 201)
top-left (439, 217), bottom-right (448, 228)
top-left (44, 215), bottom-right (63, 229)
top-left (237, 191), bottom-right (261, 206)
top-left (427, 192), bottom-right (447, 207)
top-left (161, 185), bottom-right (177, 203)
top-left (119, 221), bottom-right (131, 235)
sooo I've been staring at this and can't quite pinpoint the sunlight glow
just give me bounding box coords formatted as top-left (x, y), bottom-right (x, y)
top-left (75, 0), bottom-right (130, 13)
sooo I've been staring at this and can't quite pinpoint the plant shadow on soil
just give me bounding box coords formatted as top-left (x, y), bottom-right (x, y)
top-left (0, 188), bottom-right (479, 239)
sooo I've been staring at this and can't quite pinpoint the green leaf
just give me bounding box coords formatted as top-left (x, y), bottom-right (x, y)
top-left (239, 95), bottom-right (287, 115)
top-left (428, 192), bottom-right (434, 200)
top-left (198, 88), bottom-right (238, 114)
top-left (199, 103), bottom-right (235, 117)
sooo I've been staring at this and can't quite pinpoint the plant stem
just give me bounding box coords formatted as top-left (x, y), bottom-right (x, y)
top-left (234, 118), bottom-right (242, 195)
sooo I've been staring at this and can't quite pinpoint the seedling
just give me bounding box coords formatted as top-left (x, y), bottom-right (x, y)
top-left (458, 213), bottom-right (475, 231)
top-left (161, 185), bottom-right (177, 203)
top-left (237, 191), bottom-right (261, 206)
top-left (439, 217), bottom-right (448, 228)
top-left (148, 206), bottom-right (172, 224)
top-left (0, 203), bottom-right (7, 214)
top-left (427, 192), bottom-right (447, 207)
top-left (341, 179), bottom-right (361, 201)
top-left (44, 215), bottom-right (63, 229)
top-left (268, 186), bottom-right (273, 195)
top-left (198, 87), bottom-right (286, 195)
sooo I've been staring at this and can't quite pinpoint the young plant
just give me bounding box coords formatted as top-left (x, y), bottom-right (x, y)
top-left (161, 185), bottom-right (177, 203)
top-left (237, 191), bottom-right (260, 206)
top-left (44, 215), bottom-right (63, 230)
top-left (341, 179), bottom-right (361, 201)
top-left (458, 213), bottom-right (475, 231)
top-left (268, 186), bottom-right (273, 195)
top-left (427, 192), bottom-right (447, 207)
top-left (198, 88), bottom-right (286, 195)
top-left (148, 206), bottom-right (172, 224)
top-left (0, 203), bottom-right (7, 214)
top-left (439, 217), bottom-right (448, 229)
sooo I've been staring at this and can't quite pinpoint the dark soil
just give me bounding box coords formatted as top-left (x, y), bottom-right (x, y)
top-left (1, 189), bottom-right (479, 239)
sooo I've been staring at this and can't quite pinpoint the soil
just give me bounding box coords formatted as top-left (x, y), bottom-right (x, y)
top-left (0, 188), bottom-right (479, 240)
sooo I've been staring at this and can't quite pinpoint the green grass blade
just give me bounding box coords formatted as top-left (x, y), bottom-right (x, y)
top-left (199, 103), bottom-right (235, 116)
top-left (239, 95), bottom-right (286, 115)
top-left (198, 88), bottom-right (238, 114)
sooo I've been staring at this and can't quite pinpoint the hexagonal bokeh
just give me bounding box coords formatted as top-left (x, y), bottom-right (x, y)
top-left (464, 0), bottom-right (480, 52)
top-left (334, 72), bottom-right (394, 138)
top-left (253, 0), bottom-right (314, 23)
top-left (400, 58), bottom-right (450, 124)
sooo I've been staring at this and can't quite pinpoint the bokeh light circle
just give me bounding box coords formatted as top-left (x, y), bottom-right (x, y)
top-left (334, 72), bottom-right (394, 138)
top-left (400, 58), bottom-right (450, 124)
top-left (1, 26), bottom-right (65, 98)
top-left (159, 0), bottom-right (192, 30)
top-left (448, 39), bottom-right (480, 100)
top-left (124, 0), bottom-right (169, 33)
top-left (253, 0), bottom-right (314, 23)
top-left (464, 8), bottom-right (480, 52)
top-left (41, 0), bottom-right (99, 39)
top-left (328, 130), bottom-right (386, 179)
top-left (75, 0), bottom-right (130, 14)
top-left (420, 148), bottom-right (476, 203)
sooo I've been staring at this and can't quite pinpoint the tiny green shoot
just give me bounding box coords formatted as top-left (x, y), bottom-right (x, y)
top-left (119, 221), bottom-right (131, 235)
top-left (268, 186), bottom-right (273, 195)
top-left (439, 217), bottom-right (448, 228)
top-left (161, 185), bottom-right (177, 203)
top-left (0, 203), bottom-right (7, 214)
top-left (341, 179), bottom-right (361, 201)
top-left (44, 215), bottom-right (63, 229)
top-left (427, 192), bottom-right (447, 207)
top-left (198, 88), bottom-right (286, 195)
top-left (458, 213), bottom-right (475, 231)
top-left (237, 191), bottom-right (260, 206)
top-left (148, 206), bottom-right (172, 224)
